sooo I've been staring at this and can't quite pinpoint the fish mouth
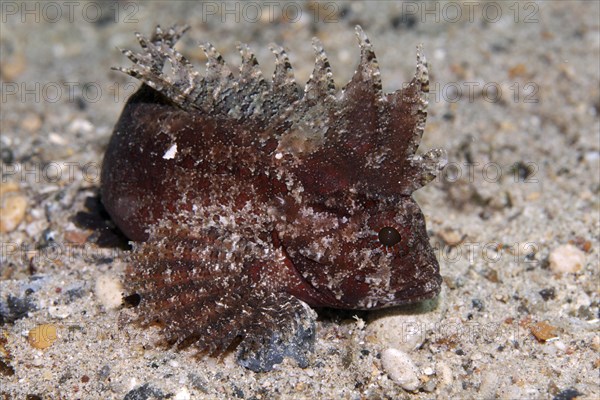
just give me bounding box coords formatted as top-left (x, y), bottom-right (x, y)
top-left (389, 271), bottom-right (442, 307)
top-left (362, 280), bottom-right (442, 311)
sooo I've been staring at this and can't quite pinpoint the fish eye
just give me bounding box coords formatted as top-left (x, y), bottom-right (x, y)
top-left (378, 226), bottom-right (401, 247)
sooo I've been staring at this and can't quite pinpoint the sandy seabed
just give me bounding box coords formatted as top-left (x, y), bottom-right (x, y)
top-left (1, 1), bottom-right (598, 399)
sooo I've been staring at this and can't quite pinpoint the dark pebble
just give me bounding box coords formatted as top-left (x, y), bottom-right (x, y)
top-left (390, 13), bottom-right (417, 30)
top-left (232, 385), bottom-right (244, 398)
top-left (187, 373), bottom-right (209, 393)
top-left (1, 147), bottom-right (14, 163)
top-left (472, 299), bottom-right (484, 311)
top-left (442, 112), bottom-right (455, 121)
top-left (65, 285), bottom-right (86, 303)
top-left (539, 288), bottom-right (556, 301)
top-left (236, 312), bottom-right (315, 372)
top-left (553, 388), bottom-right (583, 400)
top-left (511, 161), bottom-right (535, 181)
top-left (0, 295), bottom-right (37, 325)
top-left (123, 383), bottom-right (165, 400)
top-left (97, 365), bottom-right (110, 380)
top-left (0, 359), bottom-right (15, 376)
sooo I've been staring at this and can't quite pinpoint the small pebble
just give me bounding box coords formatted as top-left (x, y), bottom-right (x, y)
top-left (526, 192), bottom-right (541, 201)
top-left (67, 118), bottom-right (94, 135)
top-left (174, 387), bottom-right (191, 400)
top-left (569, 237), bottom-right (592, 253)
top-left (365, 290), bottom-right (445, 352)
top-left (553, 340), bottom-right (567, 351)
top-left (422, 377), bottom-right (436, 392)
top-left (437, 228), bottom-right (463, 246)
top-left (530, 321), bottom-right (559, 342)
top-left (367, 315), bottom-right (426, 350)
top-left (94, 275), bottom-right (124, 310)
top-left (21, 114), bottom-right (42, 133)
top-left (64, 230), bottom-right (91, 245)
top-left (591, 336), bottom-right (600, 352)
top-left (484, 268), bottom-right (501, 283)
top-left (380, 348), bottom-right (421, 391)
top-left (549, 244), bottom-right (585, 273)
top-left (0, 182), bottom-right (28, 233)
top-left (48, 305), bottom-right (71, 319)
top-left (479, 370), bottom-right (500, 398)
top-left (508, 63), bottom-right (527, 79)
top-left (0, 52), bottom-right (27, 80)
top-left (28, 324), bottom-right (58, 349)
top-left (48, 133), bottom-right (68, 146)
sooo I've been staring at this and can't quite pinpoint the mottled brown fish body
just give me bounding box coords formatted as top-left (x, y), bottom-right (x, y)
top-left (101, 25), bottom-right (446, 360)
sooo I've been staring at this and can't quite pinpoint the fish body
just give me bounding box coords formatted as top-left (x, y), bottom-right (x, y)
top-left (101, 25), bottom-right (446, 369)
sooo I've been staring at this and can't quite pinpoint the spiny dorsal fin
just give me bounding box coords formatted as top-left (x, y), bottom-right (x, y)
top-left (304, 37), bottom-right (336, 101)
top-left (113, 25), bottom-right (204, 111)
top-left (416, 44), bottom-right (429, 94)
top-left (398, 148), bottom-right (447, 195)
top-left (157, 43), bottom-right (201, 104)
top-left (151, 25), bottom-right (164, 41)
top-left (118, 45), bottom-right (144, 68)
top-left (134, 32), bottom-right (165, 73)
top-left (112, 58), bottom-right (182, 107)
top-left (114, 24), bottom-right (436, 172)
top-left (200, 42), bottom-right (235, 100)
top-left (270, 44), bottom-right (299, 93)
top-left (381, 44), bottom-right (430, 164)
top-left (150, 25), bottom-right (190, 48)
top-left (329, 25), bottom-right (384, 152)
top-left (352, 25), bottom-right (382, 98)
top-left (238, 43), bottom-right (264, 84)
top-left (236, 42), bottom-right (268, 98)
top-left (230, 43), bottom-right (270, 119)
top-left (405, 44), bottom-right (429, 157)
top-left (140, 25), bottom-right (190, 72)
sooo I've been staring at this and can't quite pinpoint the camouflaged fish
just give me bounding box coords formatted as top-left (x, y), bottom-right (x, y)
top-left (101, 24), bottom-right (446, 371)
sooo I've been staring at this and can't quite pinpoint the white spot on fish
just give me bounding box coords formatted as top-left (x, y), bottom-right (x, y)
top-left (163, 143), bottom-right (177, 159)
